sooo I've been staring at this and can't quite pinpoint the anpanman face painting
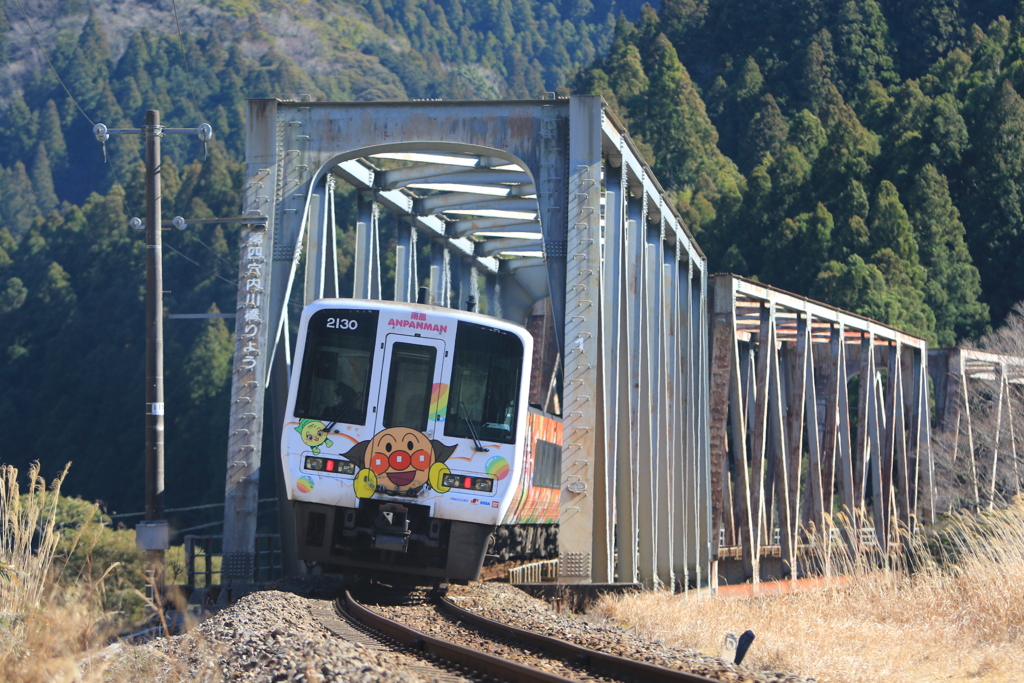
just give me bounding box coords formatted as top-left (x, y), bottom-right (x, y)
top-left (338, 427), bottom-right (458, 498)
top-left (367, 428), bottom-right (436, 492)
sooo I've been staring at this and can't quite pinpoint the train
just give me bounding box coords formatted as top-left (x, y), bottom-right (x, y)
top-left (280, 299), bottom-right (561, 584)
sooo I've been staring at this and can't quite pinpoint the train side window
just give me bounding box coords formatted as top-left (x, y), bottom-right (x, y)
top-left (382, 343), bottom-right (437, 432)
top-left (294, 309), bottom-right (379, 424)
top-left (533, 439), bottom-right (561, 489)
top-left (445, 322), bottom-right (524, 444)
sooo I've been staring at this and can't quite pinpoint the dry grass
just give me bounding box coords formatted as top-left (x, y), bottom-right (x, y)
top-left (0, 462), bottom-right (172, 683)
top-left (592, 503), bottom-right (1024, 683)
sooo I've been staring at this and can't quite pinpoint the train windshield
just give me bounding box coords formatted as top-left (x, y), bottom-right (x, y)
top-left (294, 309), bottom-right (379, 424)
top-left (382, 343), bottom-right (437, 432)
top-left (445, 322), bottom-right (523, 444)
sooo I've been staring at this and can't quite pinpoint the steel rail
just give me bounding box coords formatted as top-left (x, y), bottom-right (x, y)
top-left (437, 596), bottom-right (721, 683)
top-left (340, 591), bottom-right (578, 683)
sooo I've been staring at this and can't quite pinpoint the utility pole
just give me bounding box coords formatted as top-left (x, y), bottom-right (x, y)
top-left (143, 109), bottom-right (166, 587)
top-left (94, 111), bottom-right (212, 595)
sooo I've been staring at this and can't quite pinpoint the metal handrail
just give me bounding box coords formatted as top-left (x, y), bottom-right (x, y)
top-left (185, 533), bottom-right (282, 587)
top-left (508, 559), bottom-right (559, 584)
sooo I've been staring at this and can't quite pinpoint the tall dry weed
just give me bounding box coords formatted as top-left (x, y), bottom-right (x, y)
top-left (0, 462), bottom-right (67, 613)
top-left (593, 501), bottom-right (1024, 683)
top-left (0, 463), bottom-right (169, 682)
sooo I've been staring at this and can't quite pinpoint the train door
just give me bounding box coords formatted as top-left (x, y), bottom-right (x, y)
top-left (373, 335), bottom-right (446, 439)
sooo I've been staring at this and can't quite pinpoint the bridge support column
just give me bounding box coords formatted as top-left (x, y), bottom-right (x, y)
top-left (559, 97), bottom-right (603, 584)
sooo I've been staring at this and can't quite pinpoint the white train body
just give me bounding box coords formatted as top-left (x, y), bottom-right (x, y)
top-left (282, 299), bottom-right (533, 582)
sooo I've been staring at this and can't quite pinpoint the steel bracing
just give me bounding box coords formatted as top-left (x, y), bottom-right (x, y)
top-left (930, 348), bottom-right (1024, 509)
top-left (224, 96), bottom-right (711, 588)
top-left (709, 275), bottom-right (934, 586)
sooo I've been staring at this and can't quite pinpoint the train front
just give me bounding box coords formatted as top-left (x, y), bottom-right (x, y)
top-left (281, 300), bottom-right (533, 584)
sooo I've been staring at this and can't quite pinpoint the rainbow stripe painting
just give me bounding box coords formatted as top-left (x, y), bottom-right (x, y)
top-left (429, 383), bottom-right (449, 422)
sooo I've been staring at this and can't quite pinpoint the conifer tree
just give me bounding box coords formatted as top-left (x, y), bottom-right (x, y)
top-left (788, 109), bottom-right (828, 161)
top-left (962, 79), bottom-right (1024, 322)
top-left (832, 178), bottom-right (871, 259)
top-left (0, 277), bottom-right (27, 315)
top-left (635, 33), bottom-right (733, 192)
top-left (38, 101), bottom-right (68, 173)
top-left (659, 0), bottom-right (709, 68)
top-left (182, 305), bottom-right (233, 402)
top-left (831, 0), bottom-right (898, 94)
top-left (65, 13), bottom-right (112, 114)
top-left (0, 163), bottom-right (41, 241)
top-left (31, 145), bottom-right (58, 213)
top-left (0, 94), bottom-right (39, 168)
top-left (801, 40), bottom-right (836, 114)
top-left (743, 94), bottom-right (790, 171)
top-left (609, 43), bottom-right (649, 106)
top-left (885, 0), bottom-right (964, 78)
top-left (906, 164), bottom-right (988, 343)
top-left (869, 180), bottom-right (919, 263)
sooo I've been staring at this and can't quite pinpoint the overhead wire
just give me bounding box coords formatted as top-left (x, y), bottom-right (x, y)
top-left (170, 0), bottom-right (205, 122)
top-left (177, 504), bottom-right (279, 535)
top-left (13, 0), bottom-right (143, 219)
top-left (163, 241), bottom-right (237, 287)
top-left (13, 0), bottom-right (95, 126)
top-left (110, 497), bottom-right (278, 519)
top-left (193, 235), bottom-right (237, 269)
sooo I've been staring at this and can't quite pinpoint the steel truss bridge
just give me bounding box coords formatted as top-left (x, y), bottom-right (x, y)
top-left (930, 348), bottom-right (1024, 511)
top-left (218, 96), bottom-right (1022, 590)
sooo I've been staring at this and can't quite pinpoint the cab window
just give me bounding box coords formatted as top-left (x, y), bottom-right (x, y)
top-left (294, 309), bottom-right (378, 424)
top-left (382, 343), bottom-right (437, 432)
top-left (445, 322), bottom-right (523, 444)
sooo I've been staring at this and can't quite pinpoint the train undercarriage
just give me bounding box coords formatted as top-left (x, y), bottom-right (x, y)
top-left (294, 500), bottom-right (558, 584)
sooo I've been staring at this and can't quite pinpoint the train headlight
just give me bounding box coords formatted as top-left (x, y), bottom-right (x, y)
top-left (304, 456), bottom-right (356, 475)
top-left (440, 474), bottom-right (494, 492)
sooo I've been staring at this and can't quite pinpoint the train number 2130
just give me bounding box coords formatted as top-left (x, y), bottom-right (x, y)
top-left (326, 318), bottom-right (359, 330)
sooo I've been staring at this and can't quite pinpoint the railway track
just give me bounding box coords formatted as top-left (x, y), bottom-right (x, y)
top-left (338, 589), bottom-right (722, 683)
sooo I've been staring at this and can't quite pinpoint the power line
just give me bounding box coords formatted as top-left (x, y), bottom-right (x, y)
top-left (108, 162), bottom-right (140, 220)
top-left (13, 0), bottom-right (94, 126)
top-left (170, 0), bottom-right (204, 121)
top-left (110, 497), bottom-right (278, 519)
top-left (14, 0), bottom-right (143, 219)
top-left (192, 235), bottom-right (236, 269)
top-left (177, 504), bottom-right (279, 535)
top-left (163, 241), bottom-right (237, 287)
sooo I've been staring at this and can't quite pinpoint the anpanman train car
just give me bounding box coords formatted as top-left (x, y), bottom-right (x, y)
top-left (282, 299), bottom-right (560, 584)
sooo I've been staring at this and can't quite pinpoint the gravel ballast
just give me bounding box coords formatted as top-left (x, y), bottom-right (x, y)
top-left (142, 590), bottom-right (434, 682)
top-left (444, 583), bottom-right (817, 683)
top-left (106, 581), bottom-right (818, 683)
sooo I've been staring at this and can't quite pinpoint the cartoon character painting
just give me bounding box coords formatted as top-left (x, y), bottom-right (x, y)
top-left (339, 427), bottom-right (457, 498)
top-left (296, 419), bottom-right (333, 455)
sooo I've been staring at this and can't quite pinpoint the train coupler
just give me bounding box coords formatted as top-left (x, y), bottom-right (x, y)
top-left (371, 503), bottom-right (411, 552)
